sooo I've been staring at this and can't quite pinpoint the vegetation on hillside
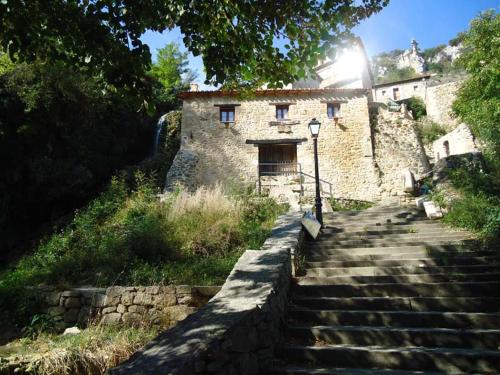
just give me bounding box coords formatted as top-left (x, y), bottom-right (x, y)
top-left (0, 176), bottom-right (287, 330)
top-left (0, 42), bottom-right (189, 263)
top-left (442, 10), bottom-right (500, 244)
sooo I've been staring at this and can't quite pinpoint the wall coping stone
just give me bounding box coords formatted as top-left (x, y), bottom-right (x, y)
top-left (108, 211), bottom-right (302, 375)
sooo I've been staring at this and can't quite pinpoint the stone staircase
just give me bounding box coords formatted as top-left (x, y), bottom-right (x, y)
top-left (271, 205), bottom-right (500, 374)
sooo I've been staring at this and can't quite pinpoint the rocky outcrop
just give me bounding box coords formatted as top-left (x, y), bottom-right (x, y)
top-left (396, 39), bottom-right (426, 74)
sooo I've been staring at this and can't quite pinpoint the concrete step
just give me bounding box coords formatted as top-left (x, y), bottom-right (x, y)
top-left (305, 264), bottom-right (500, 277)
top-left (269, 365), bottom-right (448, 375)
top-left (308, 233), bottom-right (471, 244)
top-left (305, 245), bottom-right (486, 259)
top-left (287, 309), bottom-right (500, 329)
top-left (320, 222), bottom-right (448, 234)
top-left (292, 281), bottom-right (500, 298)
top-left (304, 255), bottom-right (498, 269)
top-left (291, 296), bottom-right (500, 313)
top-left (277, 344), bottom-right (500, 373)
top-left (295, 272), bottom-right (500, 285)
top-left (306, 250), bottom-right (496, 262)
top-left (306, 238), bottom-right (474, 250)
top-left (286, 325), bottom-right (500, 350)
top-left (319, 227), bottom-right (464, 237)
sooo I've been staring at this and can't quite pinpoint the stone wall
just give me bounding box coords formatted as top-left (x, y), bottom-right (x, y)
top-left (40, 285), bottom-right (220, 330)
top-left (109, 212), bottom-right (303, 375)
top-left (164, 148), bottom-right (200, 192)
top-left (426, 80), bottom-right (463, 130)
top-left (179, 90), bottom-right (381, 202)
top-left (372, 104), bottom-right (431, 197)
top-left (432, 123), bottom-right (479, 161)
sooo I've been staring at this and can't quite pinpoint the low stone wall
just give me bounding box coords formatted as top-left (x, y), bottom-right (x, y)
top-left (109, 211), bottom-right (303, 375)
top-left (40, 285), bottom-right (220, 330)
top-left (432, 124), bottom-right (478, 161)
top-left (164, 148), bottom-right (200, 192)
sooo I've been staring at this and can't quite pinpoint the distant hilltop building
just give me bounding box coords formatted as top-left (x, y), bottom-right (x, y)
top-left (397, 39), bottom-right (427, 73)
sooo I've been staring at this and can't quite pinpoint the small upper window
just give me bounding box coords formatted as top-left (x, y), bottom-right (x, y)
top-left (413, 85), bottom-right (418, 91)
top-left (327, 103), bottom-right (341, 118)
top-left (276, 105), bottom-right (289, 120)
top-left (220, 106), bottom-right (235, 123)
top-left (382, 90), bottom-right (386, 96)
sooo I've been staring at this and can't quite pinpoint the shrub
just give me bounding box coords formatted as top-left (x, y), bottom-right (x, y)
top-left (405, 97), bottom-right (427, 120)
top-left (416, 120), bottom-right (447, 144)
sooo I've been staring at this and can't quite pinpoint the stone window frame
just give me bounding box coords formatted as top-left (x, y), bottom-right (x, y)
top-left (214, 104), bottom-right (240, 124)
top-left (321, 100), bottom-right (346, 119)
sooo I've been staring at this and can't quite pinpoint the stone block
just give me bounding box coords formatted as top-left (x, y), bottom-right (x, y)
top-left (231, 326), bottom-right (258, 353)
top-left (134, 293), bottom-right (154, 306)
top-left (101, 312), bottom-right (122, 325)
top-left (47, 306), bottom-right (65, 317)
top-left (145, 286), bottom-right (160, 295)
top-left (77, 307), bottom-right (91, 326)
top-left (128, 305), bottom-right (146, 314)
top-left (122, 312), bottom-right (141, 325)
top-left (104, 286), bottom-right (123, 306)
top-left (61, 290), bottom-right (81, 297)
top-left (64, 308), bottom-right (80, 323)
top-left (121, 291), bottom-right (136, 306)
top-left (92, 293), bottom-right (106, 308)
top-left (46, 292), bottom-right (62, 306)
top-left (423, 200), bottom-right (443, 219)
top-left (64, 297), bottom-right (81, 308)
top-left (175, 285), bottom-right (192, 295)
top-left (117, 304), bottom-right (126, 313)
top-left (102, 306), bottom-right (117, 314)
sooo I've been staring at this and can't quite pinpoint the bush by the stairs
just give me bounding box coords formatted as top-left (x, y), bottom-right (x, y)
top-left (404, 97), bottom-right (427, 120)
top-left (434, 153), bottom-right (500, 244)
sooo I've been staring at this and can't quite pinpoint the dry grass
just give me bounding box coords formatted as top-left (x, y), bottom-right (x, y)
top-left (0, 324), bottom-right (159, 375)
top-left (166, 184), bottom-right (240, 221)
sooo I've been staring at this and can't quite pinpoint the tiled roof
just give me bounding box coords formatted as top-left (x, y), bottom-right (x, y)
top-left (178, 88), bottom-right (369, 99)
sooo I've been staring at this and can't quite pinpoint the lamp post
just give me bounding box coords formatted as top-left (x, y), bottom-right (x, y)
top-left (308, 118), bottom-right (323, 227)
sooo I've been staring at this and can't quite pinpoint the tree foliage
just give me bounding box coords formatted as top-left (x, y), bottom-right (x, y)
top-left (149, 43), bottom-right (196, 105)
top-left (0, 57), bottom-right (153, 258)
top-left (0, 0), bottom-right (388, 94)
top-left (452, 10), bottom-right (500, 156)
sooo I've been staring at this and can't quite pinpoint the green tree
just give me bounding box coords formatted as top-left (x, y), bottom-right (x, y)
top-left (150, 43), bottom-right (196, 104)
top-left (0, 0), bottom-right (388, 96)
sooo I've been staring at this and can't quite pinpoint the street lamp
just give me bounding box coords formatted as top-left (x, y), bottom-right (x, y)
top-left (308, 118), bottom-right (323, 227)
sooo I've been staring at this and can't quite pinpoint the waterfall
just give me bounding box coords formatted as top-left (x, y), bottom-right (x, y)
top-left (152, 113), bottom-right (168, 156)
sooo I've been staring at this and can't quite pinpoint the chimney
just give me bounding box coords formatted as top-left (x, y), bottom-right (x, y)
top-left (190, 83), bottom-right (199, 92)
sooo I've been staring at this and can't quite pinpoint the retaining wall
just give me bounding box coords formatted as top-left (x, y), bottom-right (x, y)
top-left (109, 211), bottom-right (303, 375)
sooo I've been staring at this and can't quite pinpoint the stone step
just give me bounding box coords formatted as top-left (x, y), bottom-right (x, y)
top-left (287, 309), bottom-right (500, 329)
top-left (305, 238), bottom-right (474, 250)
top-left (285, 325), bottom-right (500, 350)
top-left (268, 365), bottom-right (448, 375)
top-left (305, 245), bottom-right (485, 258)
top-left (306, 250), bottom-right (496, 262)
top-left (321, 222), bottom-right (447, 233)
top-left (276, 344), bottom-right (500, 373)
top-left (295, 272), bottom-right (500, 285)
top-left (292, 281), bottom-right (500, 298)
top-left (322, 217), bottom-right (430, 227)
top-left (304, 255), bottom-right (498, 269)
top-left (291, 296), bottom-right (500, 313)
top-left (319, 227), bottom-right (461, 236)
top-left (305, 264), bottom-right (500, 277)
top-left (311, 231), bottom-right (471, 242)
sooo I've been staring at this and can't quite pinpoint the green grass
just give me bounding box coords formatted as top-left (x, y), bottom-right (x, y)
top-left (0, 324), bottom-right (159, 375)
top-left (416, 120), bottom-right (447, 144)
top-left (0, 175), bottom-right (287, 330)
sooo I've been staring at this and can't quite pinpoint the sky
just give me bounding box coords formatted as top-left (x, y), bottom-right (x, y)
top-left (140, 0), bottom-right (498, 88)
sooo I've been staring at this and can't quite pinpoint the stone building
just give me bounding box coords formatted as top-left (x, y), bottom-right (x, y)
top-left (372, 74), bottom-right (431, 102)
top-left (166, 40), bottom-right (442, 204)
top-left (433, 124), bottom-right (479, 161)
